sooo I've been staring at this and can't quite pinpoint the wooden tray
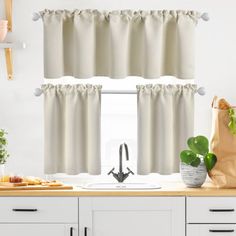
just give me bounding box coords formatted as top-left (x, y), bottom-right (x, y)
top-left (0, 184), bottom-right (73, 190)
top-left (0, 182), bottom-right (28, 187)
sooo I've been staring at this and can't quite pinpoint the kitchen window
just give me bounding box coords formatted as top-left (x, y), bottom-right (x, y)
top-left (46, 77), bottom-right (191, 179)
top-left (101, 94), bottom-right (137, 174)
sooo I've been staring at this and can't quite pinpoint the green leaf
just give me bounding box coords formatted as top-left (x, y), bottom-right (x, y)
top-left (0, 129), bottom-right (9, 163)
top-left (190, 157), bottom-right (201, 167)
top-left (180, 150), bottom-right (197, 165)
top-left (204, 153), bottom-right (217, 171)
top-left (228, 108), bottom-right (236, 135)
top-left (187, 136), bottom-right (209, 155)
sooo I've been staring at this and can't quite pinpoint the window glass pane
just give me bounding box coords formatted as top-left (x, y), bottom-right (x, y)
top-left (101, 94), bottom-right (137, 174)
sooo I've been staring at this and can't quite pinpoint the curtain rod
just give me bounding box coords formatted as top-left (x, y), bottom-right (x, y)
top-left (34, 87), bottom-right (206, 96)
top-left (32, 12), bottom-right (210, 21)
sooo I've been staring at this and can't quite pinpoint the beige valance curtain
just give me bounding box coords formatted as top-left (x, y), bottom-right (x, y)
top-left (41, 10), bottom-right (200, 79)
top-left (137, 84), bottom-right (197, 174)
top-left (42, 84), bottom-right (102, 175)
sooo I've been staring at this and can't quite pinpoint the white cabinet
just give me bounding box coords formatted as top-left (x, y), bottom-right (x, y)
top-left (0, 224), bottom-right (78, 236)
top-left (188, 224), bottom-right (236, 236)
top-left (0, 197), bottom-right (78, 236)
top-left (3, 194), bottom-right (235, 236)
top-left (187, 197), bottom-right (236, 236)
top-left (187, 197), bottom-right (236, 223)
top-left (79, 197), bottom-right (185, 236)
top-left (0, 197), bottom-right (78, 223)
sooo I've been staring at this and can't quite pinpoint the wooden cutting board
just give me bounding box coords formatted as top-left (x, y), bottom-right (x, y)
top-left (0, 184), bottom-right (73, 190)
top-left (0, 182), bottom-right (28, 187)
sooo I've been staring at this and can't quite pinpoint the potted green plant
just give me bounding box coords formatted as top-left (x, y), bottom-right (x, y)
top-left (180, 135), bottom-right (217, 188)
top-left (0, 129), bottom-right (9, 176)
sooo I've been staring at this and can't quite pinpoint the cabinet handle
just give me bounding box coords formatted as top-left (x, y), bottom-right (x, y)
top-left (70, 227), bottom-right (73, 236)
top-left (209, 229), bottom-right (235, 233)
top-left (84, 227), bottom-right (88, 236)
top-left (209, 209), bottom-right (235, 212)
top-left (12, 208), bottom-right (38, 212)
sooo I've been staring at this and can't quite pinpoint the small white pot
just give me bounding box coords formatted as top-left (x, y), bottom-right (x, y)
top-left (180, 162), bottom-right (207, 188)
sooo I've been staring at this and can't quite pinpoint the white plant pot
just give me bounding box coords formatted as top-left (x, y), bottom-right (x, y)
top-left (180, 162), bottom-right (207, 188)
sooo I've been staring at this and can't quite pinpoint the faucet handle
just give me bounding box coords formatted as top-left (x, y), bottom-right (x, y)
top-left (108, 167), bottom-right (115, 175)
top-left (127, 167), bottom-right (134, 175)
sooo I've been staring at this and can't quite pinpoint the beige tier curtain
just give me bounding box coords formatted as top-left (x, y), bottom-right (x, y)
top-left (137, 84), bottom-right (197, 174)
top-left (41, 10), bottom-right (200, 79)
top-left (42, 84), bottom-right (102, 175)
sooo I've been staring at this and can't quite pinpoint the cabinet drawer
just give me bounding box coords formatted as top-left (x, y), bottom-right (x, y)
top-left (188, 224), bottom-right (236, 236)
top-left (0, 224), bottom-right (78, 236)
top-left (187, 197), bottom-right (236, 223)
top-left (0, 197), bottom-right (78, 223)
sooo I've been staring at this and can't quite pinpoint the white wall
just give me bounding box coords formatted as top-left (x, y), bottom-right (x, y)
top-left (0, 0), bottom-right (235, 177)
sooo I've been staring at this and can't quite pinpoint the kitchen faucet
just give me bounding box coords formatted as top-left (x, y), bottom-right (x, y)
top-left (108, 143), bottom-right (134, 182)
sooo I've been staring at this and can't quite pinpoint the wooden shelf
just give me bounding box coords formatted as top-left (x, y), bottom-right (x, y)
top-left (1, 0), bottom-right (25, 80)
top-left (0, 42), bottom-right (26, 80)
top-left (5, 0), bottom-right (12, 31)
top-left (4, 48), bottom-right (13, 80)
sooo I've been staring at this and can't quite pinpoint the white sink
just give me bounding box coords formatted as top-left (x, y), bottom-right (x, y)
top-left (82, 182), bottom-right (161, 190)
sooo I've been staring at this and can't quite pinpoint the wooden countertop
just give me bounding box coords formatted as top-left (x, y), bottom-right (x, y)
top-left (0, 182), bottom-right (235, 197)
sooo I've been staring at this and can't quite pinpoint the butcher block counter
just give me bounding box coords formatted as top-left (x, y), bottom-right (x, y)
top-left (0, 182), bottom-right (235, 196)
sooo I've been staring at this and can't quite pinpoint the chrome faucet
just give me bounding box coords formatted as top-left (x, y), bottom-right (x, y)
top-left (108, 143), bottom-right (134, 182)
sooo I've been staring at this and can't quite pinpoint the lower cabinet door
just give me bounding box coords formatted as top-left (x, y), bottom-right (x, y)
top-left (188, 224), bottom-right (236, 236)
top-left (0, 224), bottom-right (78, 236)
top-left (79, 197), bottom-right (185, 236)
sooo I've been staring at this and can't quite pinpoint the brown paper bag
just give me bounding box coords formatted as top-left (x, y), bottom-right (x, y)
top-left (210, 98), bottom-right (236, 188)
